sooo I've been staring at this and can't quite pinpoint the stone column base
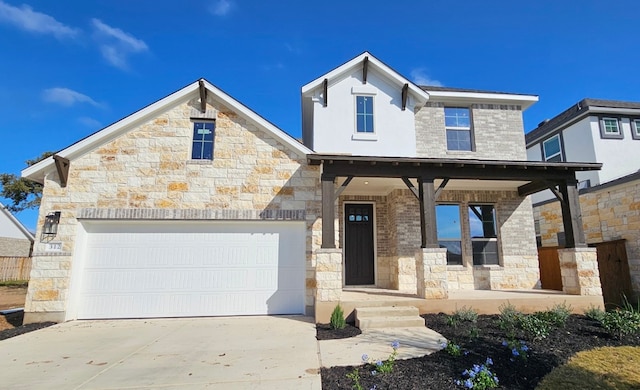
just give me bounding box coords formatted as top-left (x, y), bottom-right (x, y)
top-left (315, 248), bottom-right (343, 302)
top-left (416, 247), bottom-right (448, 299)
top-left (559, 247), bottom-right (602, 296)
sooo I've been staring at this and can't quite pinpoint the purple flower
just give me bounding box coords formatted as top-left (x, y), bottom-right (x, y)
top-left (362, 354), bottom-right (369, 362)
top-left (512, 348), bottom-right (520, 357)
top-left (391, 340), bottom-right (400, 350)
top-left (464, 378), bottom-right (473, 388)
top-left (501, 340), bottom-right (508, 347)
top-left (486, 357), bottom-right (493, 365)
top-left (376, 360), bottom-right (383, 367)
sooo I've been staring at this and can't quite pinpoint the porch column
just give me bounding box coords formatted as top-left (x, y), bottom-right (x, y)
top-left (321, 173), bottom-right (336, 248)
top-left (418, 176), bottom-right (439, 248)
top-left (559, 247), bottom-right (602, 296)
top-left (416, 248), bottom-right (448, 299)
top-left (559, 178), bottom-right (587, 248)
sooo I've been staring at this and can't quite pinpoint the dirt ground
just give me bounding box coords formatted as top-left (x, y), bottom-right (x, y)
top-left (0, 286), bottom-right (27, 331)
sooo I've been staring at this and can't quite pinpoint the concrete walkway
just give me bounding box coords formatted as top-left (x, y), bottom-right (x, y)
top-left (0, 316), bottom-right (321, 389)
top-left (317, 326), bottom-right (444, 368)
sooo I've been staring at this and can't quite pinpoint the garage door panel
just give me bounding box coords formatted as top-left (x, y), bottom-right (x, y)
top-left (75, 221), bottom-right (305, 319)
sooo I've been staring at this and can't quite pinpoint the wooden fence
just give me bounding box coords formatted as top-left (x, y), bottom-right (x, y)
top-left (537, 246), bottom-right (563, 291)
top-left (0, 256), bottom-right (32, 281)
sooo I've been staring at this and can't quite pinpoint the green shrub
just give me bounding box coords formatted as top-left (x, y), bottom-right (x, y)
top-left (584, 305), bottom-right (606, 322)
top-left (452, 306), bottom-right (479, 323)
top-left (497, 302), bottom-right (521, 339)
top-left (600, 309), bottom-right (640, 339)
top-left (546, 302), bottom-right (572, 327)
top-left (441, 340), bottom-right (462, 356)
top-left (329, 304), bottom-right (346, 330)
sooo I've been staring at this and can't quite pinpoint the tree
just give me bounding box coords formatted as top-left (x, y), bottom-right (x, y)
top-left (1, 151), bottom-right (55, 213)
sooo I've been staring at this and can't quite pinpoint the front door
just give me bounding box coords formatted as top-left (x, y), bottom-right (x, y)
top-left (344, 203), bottom-right (375, 285)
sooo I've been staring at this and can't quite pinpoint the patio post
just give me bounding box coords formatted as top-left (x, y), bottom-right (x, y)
top-left (418, 176), bottom-right (439, 248)
top-left (321, 173), bottom-right (336, 249)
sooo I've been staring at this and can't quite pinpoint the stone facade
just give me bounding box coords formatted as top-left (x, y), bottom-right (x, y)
top-left (0, 237), bottom-right (32, 257)
top-left (534, 177), bottom-right (640, 295)
top-left (559, 248), bottom-right (602, 296)
top-left (26, 95), bottom-right (322, 322)
top-left (416, 248), bottom-right (448, 299)
top-left (415, 103), bottom-right (526, 161)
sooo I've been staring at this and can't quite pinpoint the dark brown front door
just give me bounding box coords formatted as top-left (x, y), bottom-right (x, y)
top-left (345, 203), bottom-right (375, 285)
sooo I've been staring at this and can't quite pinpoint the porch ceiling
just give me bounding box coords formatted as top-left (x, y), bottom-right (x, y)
top-left (340, 177), bottom-right (529, 196)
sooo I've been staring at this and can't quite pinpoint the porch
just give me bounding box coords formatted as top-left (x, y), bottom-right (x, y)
top-left (316, 287), bottom-right (605, 323)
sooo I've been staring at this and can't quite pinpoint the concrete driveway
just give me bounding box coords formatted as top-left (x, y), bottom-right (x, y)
top-left (0, 316), bottom-right (321, 389)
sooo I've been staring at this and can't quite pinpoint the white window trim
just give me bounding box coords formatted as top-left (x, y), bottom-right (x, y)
top-left (542, 134), bottom-right (562, 162)
top-left (599, 117), bottom-right (623, 139)
top-left (354, 95), bottom-right (375, 135)
top-left (632, 119), bottom-right (640, 140)
top-left (444, 107), bottom-right (473, 151)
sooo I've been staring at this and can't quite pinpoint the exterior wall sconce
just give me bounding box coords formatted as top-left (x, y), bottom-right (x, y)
top-left (43, 211), bottom-right (61, 237)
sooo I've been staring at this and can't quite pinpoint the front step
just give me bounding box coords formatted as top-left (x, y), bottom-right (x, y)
top-left (355, 306), bottom-right (425, 330)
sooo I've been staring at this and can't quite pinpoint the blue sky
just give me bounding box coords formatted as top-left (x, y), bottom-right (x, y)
top-left (1, 0), bottom-right (639, 231)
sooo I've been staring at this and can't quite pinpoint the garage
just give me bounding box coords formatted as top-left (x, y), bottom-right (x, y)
top-left (70, 220), bottom-right (306, 320)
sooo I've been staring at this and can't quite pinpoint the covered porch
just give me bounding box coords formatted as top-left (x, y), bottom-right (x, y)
top-left (308, 155), bottom-right (603, 322)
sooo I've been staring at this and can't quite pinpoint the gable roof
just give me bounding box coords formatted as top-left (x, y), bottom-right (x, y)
top-left (301, 51), bottom-right (430, 106)
top-left (23, 79), bottom-right (312, 183)
top-left (0, 206), bottom-right (35, 242)
top-left (526, 98), bottom-right (640, 146)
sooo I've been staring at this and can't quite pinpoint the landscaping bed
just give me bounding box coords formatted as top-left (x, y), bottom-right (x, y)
top-left (321, 309), bottom-right (640, 389)
top-left (317, 322), bottom-right (362, 340)
top-left (0, 310), bottom-right (55, 341)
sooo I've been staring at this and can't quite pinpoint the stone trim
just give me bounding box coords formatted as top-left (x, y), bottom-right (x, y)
top-left (424, 102), bottom-right (444, 107)
top-left (77, 208), bottom-right (306, 221)
top-left (471, 104), bottom-right (522, 111)
top-left (32, 252), bottom-right (73, 257)
top-left (185, 160), bottom-right (214, 165)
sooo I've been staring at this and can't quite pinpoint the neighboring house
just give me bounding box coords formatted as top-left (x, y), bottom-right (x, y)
top-left (526, 99), bottom-right (640, 298)
top-left (21, 52), bottom-right (600, 324)
top-left (0, 206), bottom-right (34, 257)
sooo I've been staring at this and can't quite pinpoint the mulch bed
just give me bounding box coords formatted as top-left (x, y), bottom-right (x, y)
top-left (0, 311), bottom-right (56, 341)
top-left (317, 322), bottom-right (362, 340)
top-left (321, 314), bottom-right (640, 389)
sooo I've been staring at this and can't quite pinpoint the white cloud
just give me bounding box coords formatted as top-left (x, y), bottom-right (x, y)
top-left (410, 68), bottom-right (443, 87)
top-left (42, 88), bottom-right (100, 107)
top-left (91, 18), bottom-right (148, 70)
top-left (209, 0), bottom-right (232, 16)
top-left (77, 116), bottom-right (102, 128)
top-left (0, 1), bottom-right (78, 39)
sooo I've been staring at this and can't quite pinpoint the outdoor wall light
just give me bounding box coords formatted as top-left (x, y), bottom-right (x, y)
top-left (43, 211), bottom-right (61, 236)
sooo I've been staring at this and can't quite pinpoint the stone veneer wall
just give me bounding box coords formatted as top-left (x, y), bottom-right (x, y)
top-left (387, 189), bottom-right (420, 292)
top-left (415, 103), bottom-right (527, 161)
top-left (534, 178), bottom-right (640, 295)
top-left (0, 237), bottom-right (32, 257)
top-left (26, 95), bottom-right (322, 321)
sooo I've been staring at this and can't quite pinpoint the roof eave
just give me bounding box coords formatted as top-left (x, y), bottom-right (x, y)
top-left (425, 91), bottom-right (539, 110)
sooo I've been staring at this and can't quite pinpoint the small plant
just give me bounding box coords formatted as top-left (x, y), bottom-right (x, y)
top-left (599, 308), bottom-right (640, 339)
top-left (441, 340), bottom-right (462, 357)
top-left (468, 326), bottom-right (480, 339)
top-left (497, 302), bottom-right (521, 339)
top-left (502, 339), bottom-right (530, 361)
top-left (453, 306), bottom-right (479, 323)
top-left (330, 304), bottom-right (346, 330)
top-left (518, 312), bottom-right (552, 340)
top-left (584, 305), bottom-right (606, 322)
top-left (456, 357), bottom-right (499, 389)
top-left (545, 302), bottom-right (573, 327)
top-left (446, 315), bottom-right (459, 328)
top-left (360, 341), bottom-right (400, 376)
top-left (346, 367), bottom-right (363, 390)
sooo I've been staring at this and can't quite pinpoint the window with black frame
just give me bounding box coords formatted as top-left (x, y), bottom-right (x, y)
top-left (468, 204), bottom-right (499, 265)
top-left (436, 204), bottom-right (463, 265)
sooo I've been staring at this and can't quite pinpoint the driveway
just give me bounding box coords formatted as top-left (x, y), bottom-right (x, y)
top-left (0, 316), bottom-right (321, 389)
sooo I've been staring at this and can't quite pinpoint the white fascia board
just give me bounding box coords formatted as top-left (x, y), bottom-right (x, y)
top-left (301, 52), bottom-right (430, 105)
top-left (23, 79), bottom-right (312, 183)
top-left (1, 206), bottom-right (34, 241)
top-left (425, 90), bottom-right (539, 110)
top-left (589, 106), bottom-right (640, 115)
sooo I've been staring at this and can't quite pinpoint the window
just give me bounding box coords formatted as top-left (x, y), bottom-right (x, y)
top-left (192, 122), bottom-right (215, 160)
top-left (356, 96), bottom-right (374, 133)
top-left (542, 135), bottom-right (562, 162)
top-left (468, 205), bottom-right (499, 265)
top-left (445, 107), bottom-right (472, 151)
top-left (599, 117), bottom-right (622, 139)
top-left (632, 119), bottom-right (640, 140)
top-left (436, 204), bottom-right (462, 265)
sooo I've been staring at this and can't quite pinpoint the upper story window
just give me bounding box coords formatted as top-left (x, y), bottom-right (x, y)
top-left (192, 121), bottom-right (215, 160)
top-left (632, 119), bottom-right (640, 140)
top-left (542, 134), bottom-right (562, 162)
top-left (445, 107), bottom-right (472, 151)
top-left (356, 96), bottom-right (374, 133)
top-left (599, 117), bottom-right (623, 139)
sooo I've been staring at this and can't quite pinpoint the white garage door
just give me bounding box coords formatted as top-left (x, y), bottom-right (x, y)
top-left (73, 220), bottom-right (306, 319)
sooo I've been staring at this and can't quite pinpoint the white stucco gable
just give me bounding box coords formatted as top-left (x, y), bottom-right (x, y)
top-left (23, 79), bottom-right (312, 184)
top-left (0, 206), bottom-right (34, 241)
top-left (301, 52), bottom-right (430, 157)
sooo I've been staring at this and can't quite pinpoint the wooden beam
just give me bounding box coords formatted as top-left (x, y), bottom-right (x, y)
top-left (334, 176), bottom-right (353, 198)
top-left (434, 178), bottom-right (449, 200)
top-left (401, 177), bottom-right (419, 200)
top-left (53, 155), bottom-right (70, 188)
top-left (401, 83), bottom-right (409, 111)
top-left (321, 174), bottom-right (336, 248)
top-left (198, 80), bottom-right (207, 113)
top-left (559, 179), bottom-right (587, 248)
top-left (418, 176), bottom-right (439, 248)
top-left (362, 56), bottom-right (369, 83)
top-left (549, 186), bottom-right (563, 202)
top-left (323, 78), bottom-right (328, 107)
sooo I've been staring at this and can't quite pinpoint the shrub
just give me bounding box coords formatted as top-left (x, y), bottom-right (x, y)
top-left (453, 306), bottom-right (479, 323)
top-left (502, 339), bottom-right (530, 361)
top-left (330, 304), bottom-right (346, 330)
top-left (546, 302), bottom-right (572, 327)
top-left (497, 303), bottom-right (521, 339)
top-left (584, 305), bottom-right (606, 322)
top-left (441, 340), bottom-right (463, 357)
top-left (456, 358), bottom-right (499, 389)
top-left (600, 309), bottom-right (640, 339)
top-left (518, 312), bottom-right (553, 341)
